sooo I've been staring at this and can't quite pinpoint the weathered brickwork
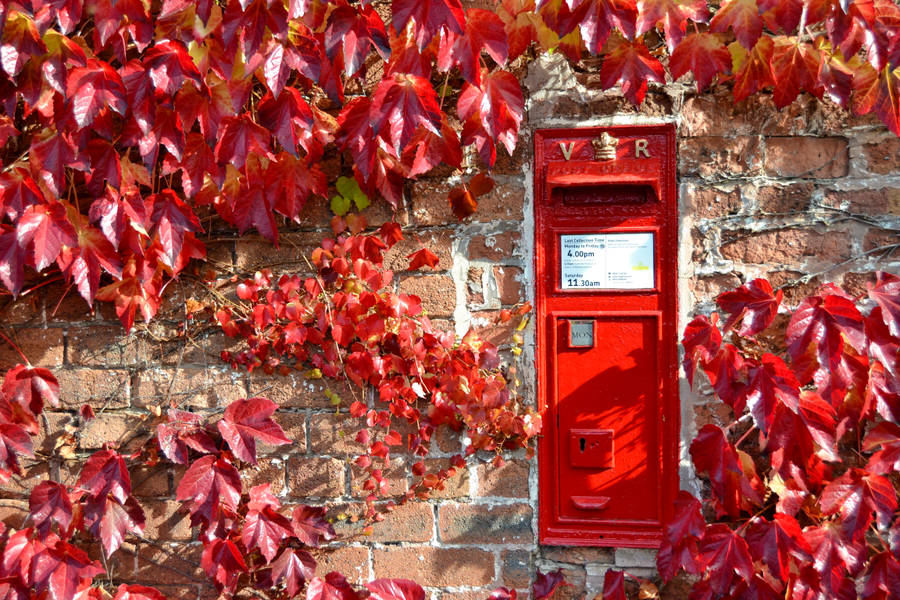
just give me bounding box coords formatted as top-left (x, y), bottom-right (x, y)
top-left (2, 51), bottom-right (899, 600)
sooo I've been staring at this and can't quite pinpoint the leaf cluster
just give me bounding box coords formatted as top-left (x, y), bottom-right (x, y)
top-left (660, 273), bottom-right (900, 599)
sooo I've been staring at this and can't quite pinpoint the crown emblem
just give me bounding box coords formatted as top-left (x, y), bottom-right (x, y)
top-left (592, 132), bottom-right (618, 161)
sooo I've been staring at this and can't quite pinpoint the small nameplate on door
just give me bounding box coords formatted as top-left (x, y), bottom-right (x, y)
top-left (569, 320), bottom-right (593, 347)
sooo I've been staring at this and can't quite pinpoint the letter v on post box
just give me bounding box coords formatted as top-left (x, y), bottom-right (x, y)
top-left (534, 125), bottom-right (678, 547)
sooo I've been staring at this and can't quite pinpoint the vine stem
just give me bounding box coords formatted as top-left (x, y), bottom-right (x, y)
top-left (0, 329), bottom-right (29, 364)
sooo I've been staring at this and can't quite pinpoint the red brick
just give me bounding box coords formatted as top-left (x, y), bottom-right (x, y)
top-left (56, 368), bottom-right (130, 409)
top-left (423, 458), bottom-right (470, 498)
top-left (863, 136), bottom-right (900, 175)
top-left (410, 180), bottom-right (457, 226)
top-left (720, 229), bottom-right (852, 265)
top-left (32, 411), bottom-right (75, 455)
top-left (864, 228), bottom-right (900, 252)
top-left (66, 327), bottom-right (141, 366)
top-left (493, 266), bottom-right (524, 305)
top-left (764, 137), bottom-right (848, 178)
top-left (690, 273), bottom-right (742, 302)
top-left (398, 275), bottom-right (457, 317)
top-left (469, 232), bottom-right (521, 261)
top-left (438, 503), bottom-right (533, 544)
top-left (680, 92), bottom-right (771, 137)
top-left (133, 367), bottom-right (246, 409)
top-left (475, 460), bottom-right (529, 498)
top-left (842, 272), bottom-right (878, 297)
top-left (502, 549), bottom-right (532, 588)
top-left (131, 465), bottom-right (171, 497)
top-left (433, 426), bottom-right (463, 453)
top-left (693, 402), bottom-right (736, 429)
top-left (372, 547), bottom-right (495, 586)
top-left (0, 328), bottom-right (64, 369)
top-left (134, 543), bottom-right (207, 586)
top-left (287, 456), bottom-right (346, 498)
top-left (368, 501), bottom-right (434, 543)
top-left (233, 232), bottom-right (324, 273)
top-left (756, 183), bottom-right (814, 213)
top-left (315, 546), bottom-right (370, 584)
top-left (823, 187), bottom-right (900, 216)
top-left (678, 136), bottom-right (761, 177)
top-left (765, 272), bottom-right (821, 306)
top-left (308, 413), bottom-right (365, 455)
top-left (383, 230), bottom-right (454, 272)
top-left (0, 459), bottom-right (52, 498)
top-left (474, 182), bottom-right (527, 223)
top-left (249, 373), bottom-right (336, 409)
top-left (79, 412), bottom-right (141, 450)
top-left (162, 331), bottom-right (243, 366)
top-left (274, 411), bottom-right (307, 449)
top-left (689, 186), bottom-right (742, 218)
top-left (440, 591), bottom-right (495, 600)
top-left (241, 458), bottom-right (287, 495)
top-left (0, 499), bottom-right (28, 529)
top-left (142, 500), bottom-right (193, 541)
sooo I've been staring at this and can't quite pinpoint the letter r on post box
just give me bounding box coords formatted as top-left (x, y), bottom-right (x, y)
top-left (534, 125), bottom-right (679, 548)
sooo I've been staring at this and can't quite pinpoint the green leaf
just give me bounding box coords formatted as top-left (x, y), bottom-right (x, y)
top-left (330, 194), bottom-right (351, 216)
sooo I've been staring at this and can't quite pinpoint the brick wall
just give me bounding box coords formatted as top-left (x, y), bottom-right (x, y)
top-left (2, 52), bottom-right (899, 600)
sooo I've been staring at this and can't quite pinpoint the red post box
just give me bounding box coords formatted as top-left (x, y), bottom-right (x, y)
top-left (534, 125), bottom-right (679, 547)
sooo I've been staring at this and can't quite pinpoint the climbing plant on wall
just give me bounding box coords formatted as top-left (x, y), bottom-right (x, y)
top-left (601, 274), bottom-right (900, 600)
top-left (1, 0), bottom-right (899, 325)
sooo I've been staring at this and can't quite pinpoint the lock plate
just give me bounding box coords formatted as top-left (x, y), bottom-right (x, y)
top-left (569, 429), bottom-right (614, 469)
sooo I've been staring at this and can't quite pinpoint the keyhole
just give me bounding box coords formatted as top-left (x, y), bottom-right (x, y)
top-left (579, 437), bottom-right (586, 452)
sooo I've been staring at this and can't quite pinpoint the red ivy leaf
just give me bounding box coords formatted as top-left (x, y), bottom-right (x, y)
top-left (407, 247), bottom-right (439, 270)
top-left (371, 73), bottom-right (442, 153)
top-left (853, 63), bottom-right (900, 136)
top-left (690, 424), bottom-right (762, 516)
top-left (217, 397), bottom-right (291, 464)
top-left (636, 0), bottom-right (709, 52)
top-left (602, 570), bottom-right (626, 600)
top-left (699, 524), bottom-right (754, 594)
top-left (34, 540), bottom-right (105, 600)
top-left (242, 504), bottom-right (294, 563)
top-left (533, 569), bottom-right (569, 600)
top-left (214, 114), bottom-right (272, 169)
top-left (599, 34), bottom-right (665, 105)
top-left (271, 548), bottom-right (316, 596)
top-left (868, 271), bottom-right (900, 338)
top-left (730, 37), bottom-right (775, 103)
top-left (366, 579), bottom-right (426, 600)
top-left (458, 69), bottom-right (524, 163)
top-left (112, 584), bottom-right (168, 600)
top-left (66, 58), bottom-right (128, 127)
top-left (142, 40), bottom-right (202, 96)
top-left (156, 409), bottom-right (217, 465)
top-left (716, 278), bottom-right (782, 337)
top-left (744, 513), bottom-right (812, 581)
top-left (76, 449), bottom-right (132, 503)
top-left (29, 481), bottom-right (73, 537)
top-left (175, 455), bottom-right (242, 527)
top-left (710, 0), bottom-right (764, 49)
top-left (392, 0), bottom-right (466, 50)
top-left (150, 189), bottom-right (203, 270)
top-left (200, 538), bottom-right (247, 591)
top-left (291, 505), bottom-right (336, 547)
top-left (2, 364), bottom-right (60, 416)
top-left (786, 290), bottom-right (865, 384)
top-left (308, 572), bottom-right (360, 600)
top-left (820, 468), bottom-right (898, 539)
top-left (670, 32), bottom-right (731, 91)
top-left (682, 313), bottom-right (722, 386)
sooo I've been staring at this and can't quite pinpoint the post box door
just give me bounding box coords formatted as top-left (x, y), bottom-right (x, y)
top-left (534, 125), bottom-right (678, 548)
top-left (553, 313), bottom-right (661, 525)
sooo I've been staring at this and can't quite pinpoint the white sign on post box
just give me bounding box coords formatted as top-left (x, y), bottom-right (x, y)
top-left (560, 233), bottom-right (654, 290)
